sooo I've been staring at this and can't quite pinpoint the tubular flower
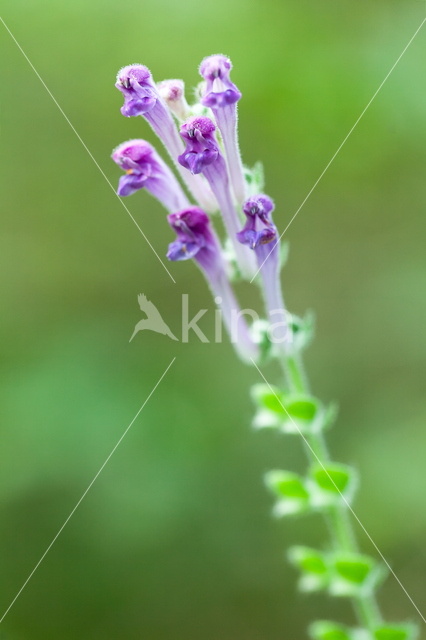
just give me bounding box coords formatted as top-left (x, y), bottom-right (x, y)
top-left (199, 55), bottom-right (241, 108)
top-left (238, 195), bottom-right (292, 348)
top-left (112, 140), bottom-right (189, 212)
top-left (199, 54), bottom-right (246, 204)
top-left (167, 207), bottom-right (259, 362)
top-left (116, 65), bottom-right (216, 212)
top-left (157, 79), bottom-right (191, 122)
top-left (178, 117), bottom-right (256, 279)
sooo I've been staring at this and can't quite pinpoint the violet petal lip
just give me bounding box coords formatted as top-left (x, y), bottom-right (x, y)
top-left (167, 240), bottom-right (201, 261)
top-left (112, 139), bottom-right (189, 211)
top-left (117, 173), bottom-right (148, 197)
top-left (199, 54), bottom-right (242, 108)
top-left (202, 88), bottom-right (241, 108)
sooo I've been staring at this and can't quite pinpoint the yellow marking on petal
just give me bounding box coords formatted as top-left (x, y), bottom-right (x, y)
top-left (182, 244), bottom-right (187, 253)
top-left (126, 169), bottom-right (133, 175)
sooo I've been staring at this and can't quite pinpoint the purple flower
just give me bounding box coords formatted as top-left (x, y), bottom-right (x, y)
top-left (178, 116), bottom-right (219, 175)
top-left (238, 195), bottom-right (291, 348)
top-left (237, 195), bottom-right (277, 250)
top-left (167, 207), bottom-right (217, 263)
top-left (112, 140), bottom-right (189, 212)
top-left (116, 65), bottom-right (216, 213)
top-left (178, 117), bottom-right (256, 279)
top-left (199, 55), bottom-right (246, 204)
top-left (116, 65), bottom-right (158, 118)
top-left (199, 55), bottom-right (241, 108)
top-left (167, 207), bottom-right (259, 362)
top-left (157, 79), bottom-right (190, 121)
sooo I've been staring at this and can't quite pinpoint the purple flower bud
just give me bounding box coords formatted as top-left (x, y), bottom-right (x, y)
top-left (116, 65), bottom-right (158, 117)
top-left (116, 65), bottom-right (217, 213)
top-left (178, 116), bottom-right (219, 175)
top-left (199, 55), bottom-right (241, 108)
top-left (157, 79), bottom-right (190, 121)
top-left (237, 195), bottom-right (277, 250)
top-left (167, 207), bottom-right (259, 362)
top-left (178, 117), bottom-right (256, 279)
top-left (238, 195), bottom-right (291, 348)
top-left (112, 139), bottom-right (189, 212)
top-left (167, 207), bottom-right (217, 263)
top-left (199, 55), bottom-right (246, 204)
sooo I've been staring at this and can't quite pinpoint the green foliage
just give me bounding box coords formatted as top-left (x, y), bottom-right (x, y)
top-left (329, 553), bottom-right (381, 597)
top-left (309, 462), bottom-right (357, 507)
top-left (374, 624), bottom-right (418, 640)
top-left (313, 464), bottom-right (351, 492)
top-left (288, 546), bottom-right (330, 592)
top-left (309, 620), bottom-right (351, 640)
top-left (251, 384), bottom-right (326, 434)
top-left (286, 397), bottom-right (317, 421)
top-left (265, 470), bottom-right (310, 516)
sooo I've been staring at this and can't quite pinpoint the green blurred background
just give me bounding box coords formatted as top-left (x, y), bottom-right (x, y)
top-left (1, 0), bottom-right (426, 638)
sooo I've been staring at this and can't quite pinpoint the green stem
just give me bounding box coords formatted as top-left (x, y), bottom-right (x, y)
top-left (281, 349), bottom-right (382, 633)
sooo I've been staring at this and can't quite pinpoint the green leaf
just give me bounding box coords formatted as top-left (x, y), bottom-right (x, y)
top-left (309, 620), bottom-right (351, 640)
top-left (289, 547), bottom-right (330, 592)
top-left (302, 556), bottom-right (328, 574)
top-left (251, 384), bottom-right (285, 414)
top-left (336, 559), bottom-right (370, 583)
top-left (312, 464), bottom-right (352, 494)
top-left (374, 624), bottom-right (418, 640)
top-left (265, 471), bottom-right (309, 499)
top-left (289, 547), bottom-right (328, 574)
top-left (286, 398), bottom-right (317, 421)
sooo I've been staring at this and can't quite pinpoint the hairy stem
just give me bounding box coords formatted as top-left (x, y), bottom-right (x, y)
top-left (281, 348), bottom-right (382, 633)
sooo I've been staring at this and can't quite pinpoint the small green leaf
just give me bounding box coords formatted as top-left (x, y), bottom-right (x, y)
top-left (336, 560), bottom-right (370, 583)
top-left (251, 384), bottom-right (285, 414)
top-left (312, 464), bottom-right (352, 494)
top-left (289, 547), bottom-right (328, 574)
top-left (302, 556), bottom-right (328, 574)
top-left (286, 399), bottom-right (317, 421)
top-left (374, 624), bottom-right (418, 640)
top-left (309, 620), bottom-right (350, 640)
top-left (289, 547), bottom-right (330, 592)
top-left (265, 471), bottom-right (309, 499)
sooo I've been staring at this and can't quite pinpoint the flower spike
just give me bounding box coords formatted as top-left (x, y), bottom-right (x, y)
top-left (178, 117), bottom-right (256, 279)
top-left (112, 140), bottom-right (189, 212)
top-left (199, 54), bottom-right (246, 204)
top-left (238, 195), bottom-right (292, 349)
top-left (116, 65), bottom-right (216, 213)
top-left (167, 207), bottom-right (259, 363)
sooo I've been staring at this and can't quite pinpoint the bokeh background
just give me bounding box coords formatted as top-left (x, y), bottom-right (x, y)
top-left (1, 0), bottom-right (426, 638)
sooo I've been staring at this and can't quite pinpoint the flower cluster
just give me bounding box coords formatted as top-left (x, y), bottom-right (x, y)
top-left (112, 54), bottom-right (290, 360)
